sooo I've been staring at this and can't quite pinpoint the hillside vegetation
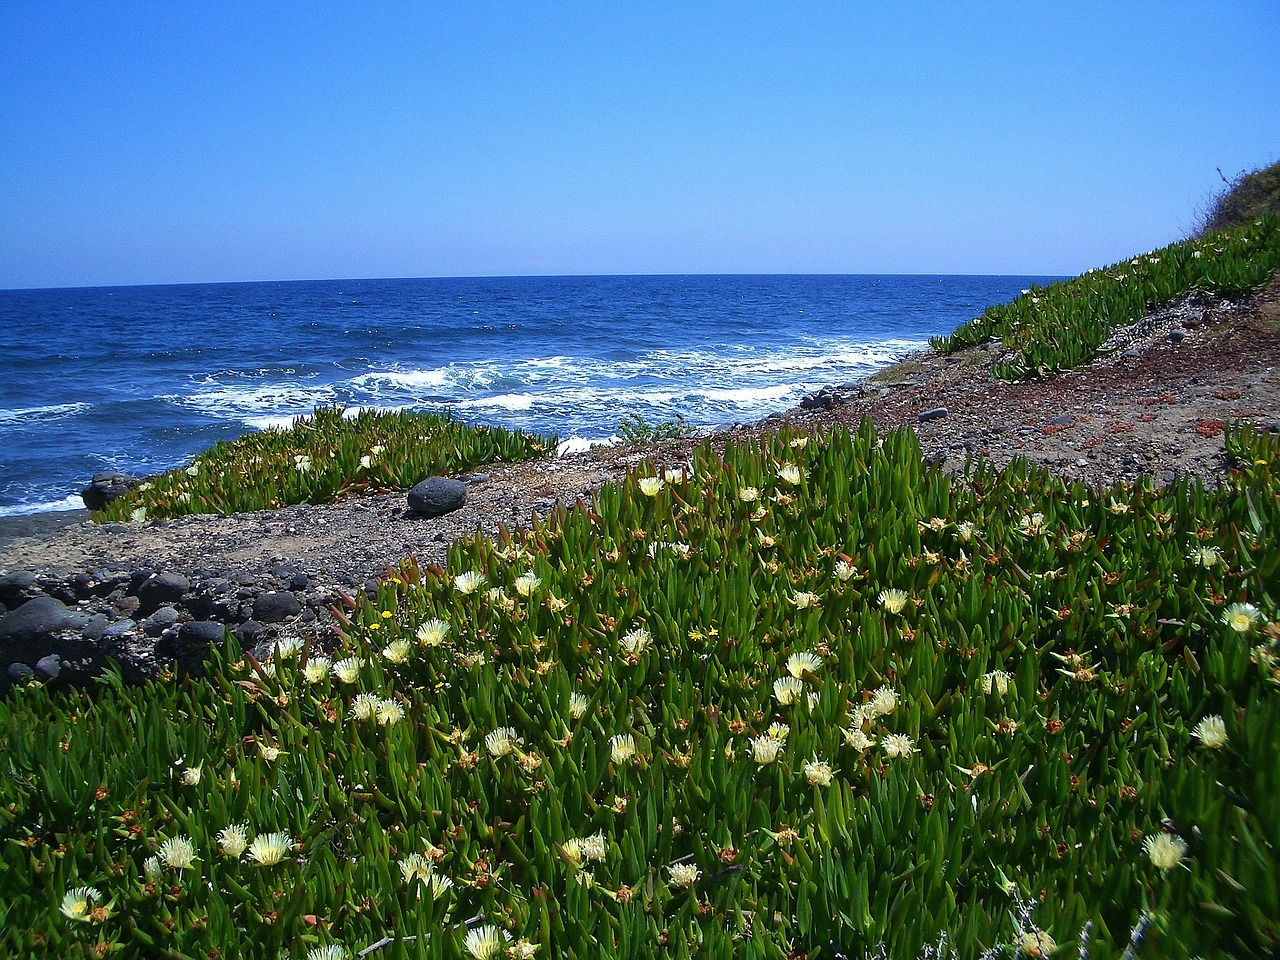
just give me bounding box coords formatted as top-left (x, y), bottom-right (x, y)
top-left (1199, 160), bottom-right (1280, 236)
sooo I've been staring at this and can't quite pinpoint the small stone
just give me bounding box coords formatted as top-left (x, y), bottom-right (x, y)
top-left (143, 606), bottom-right (181, 637)
top-left (82, 614), bottom-right (109, 641)
top-left (1048, 415), bottom-right (1075, 427)
top-left (0, 571), bottom-right (40, 605)
top-left (1122, 349), bottom-right (1140, 359)
top-left (34, 654), bottom-right (62, 681)
top-left (406, 477), bottom-right (468, 518)
top-left (253, 591), bottom-right (302, 624)
top-left (6, 662), bottom-right (35, 684)
top-left (1167, 328), bottom-right (1187, 343)
top-left (918, 407), bottom-right (949, 422)
top-left (101, 619), bottom-right (138, 639)
top-left (136, 572), bottom-right (191, 611)
top-left (289, 573), bottom-right (311, 591)
top-left (237, 620), bottom-right (267, 644)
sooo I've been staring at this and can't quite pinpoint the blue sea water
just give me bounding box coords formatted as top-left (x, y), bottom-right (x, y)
top-left (0, 274), bottom-right (1057, 516)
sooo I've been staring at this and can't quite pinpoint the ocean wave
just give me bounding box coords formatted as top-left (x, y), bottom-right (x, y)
top-left (0, 401), bottom-right (91, 424)
top-left (0, 493), bottom-right (85, 517)
top-left (173, 382), bottom-right (338, 421)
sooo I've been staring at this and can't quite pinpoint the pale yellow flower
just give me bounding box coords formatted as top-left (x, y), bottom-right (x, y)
top-left (668, 863), bottom-right (700, 887)
top-left (737, 486), bottom-right (760, 503)
top-left (416, 619), bottom-right (450, 646)
top-left (382, 639), bottom-right (412, 664)
top-left (609, 733), bottom-right (638, 764)
top-left (777, 463), bottom-right (803, 486)
top-left (833, 560), bottom-right (858, 581)
top-left (620, 627), bottom-right (652, 656)
top-left (484, 727), bottom-right (522, 757)
top-left (1223, 603), bottom-right (1262, 633)
top-left (247, 831), bottom-right (294, 866)
top-left (878, 588), bottom-right (908, 614)
top-left (60, 886), bottom-right (103, 922)
top-left (750, 735), bottom-right (783, 764)
top-left (1143, 832), bottom-right (1188, 871)
top-left (882, 733), bottom-right (915, 758)
top-left (791, 591), bottom-right (820, 610)
top-left (1192, 715), bottom-right (1227, 748)
top-left (804, 756), bottom-right (835, 786)
top-left (218, 823), bottom-right (250, 859)
top-left (454, 571), bottom-right (487, 594)
top-left (304, 656), bottom-right (332, 683)
top-left (376, 698), bottom-right (405, 726)
top-left (351, 693), bottom-right (380, 721)
top-left (638, 476), bottom-right (665, 497)
top-left (333, 656), bottom-right (361, 683)
top-left (786, 651), bottom-right (822, 678)
top-left (773, 676), bottom-right (804, 705)
top-left (464, 924), bottom-right (511, 960)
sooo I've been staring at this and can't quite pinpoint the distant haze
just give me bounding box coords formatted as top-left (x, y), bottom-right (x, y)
top-left (1, 2), bottom-right (1278, 289)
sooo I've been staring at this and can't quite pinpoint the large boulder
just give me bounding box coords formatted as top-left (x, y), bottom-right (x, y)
top-left (407, 477), bottom-right (467, 518)
top-left (81, 471), bottom-right (141, 511)
top-left (253, 591), bottom-right (302, 624)
top-left (0, 595), bottom-right (93, 665)
top-left (136, 571), bottom-right (191, 612)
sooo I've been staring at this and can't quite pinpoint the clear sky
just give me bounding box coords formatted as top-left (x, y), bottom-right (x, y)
top-left (1, 2), bottom-right (1277, 289)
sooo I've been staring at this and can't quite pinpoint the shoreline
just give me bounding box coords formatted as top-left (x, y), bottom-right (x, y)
top-left (0, 277), bottom-right (1276, 687)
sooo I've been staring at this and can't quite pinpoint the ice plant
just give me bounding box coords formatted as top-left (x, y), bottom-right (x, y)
top-left (843, 727), bottom-right (875, 751)
top-left (514, 572), bottom-right (541, 596)
top-left (382, 639), bottom-right (411, 664)
top-left (60, 886), bottom-right (103, 922)
top-left (247, 832), bottom-right (294, 867)
top-left (609, 734), bottom-right (638, 764)
top-left (790, 590), bottom-right (820, 609)
top-left (737, 486), bottom-right (760, 503)
top-left (982, 670), bottom-right (1013, 695)
top-left (868, 685), bottom-right (899, 717)
top-left (773, 676), bottom-right (804, 705)
top-left (351, 693), bottom-right (380, 721)
top-left (454, 571), bottom-right (487, 595)
top-left (878, 588), bottom-right (909, 614)
top-left (416, 619), bottom-right (450, 646)
top-left (375, 698), bottom-right (405, 726)
top-left (638, 476), bottom-right (664, 496)
top-left (306, 947), bottom-right (347, 960)
top-left (833, 559), bottom-right (857, 581)
top-left (882, 734), bottom-right (915, 759)
top-left (786, 651), bottom-right (822, 678)
top-left (484, 727), bottom-right (522, 758)
top-left (218, 823), bottom-right (250, 859)
top-left (304, 656), bottom-right (332, 683)
top-left (804, 756), bottom-right (835, 786)
top-left (159, 835), bottom-right (198, 870)
top-left (1188, 545), bottom-right (1224, 568)
top-left (751, 735), bottom-right (783, 765)
top-left (463, 924), bottom-right (511, 960)
top-left (400, 853), bottom-right (432, 885)
top-left (1223, 602), bottom-right (1262, 633)
top-left (333, 656), bottom-right (361, 683)
top-left (569, 692), bottom-right (589, 719)
top-left (620, 627), bottom-right (652, 656)
top-left (777, 463), bottom-right (802, 486)
top-left (1143, 832), bottom-right (1189, 871)
top-left (668, 863), bottom-right (700, 888)
top-left (1192, 715), bottom-right (1228, 748)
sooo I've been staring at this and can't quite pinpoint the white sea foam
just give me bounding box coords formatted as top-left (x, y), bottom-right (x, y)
top-left (0, 402), bottom-right (91, 424)
top-left (0, 493), bottom-right (86, 517)
top-left (174, 382), bottom-right (338, 419)
top-left (556, 436), bottom-right (617, 457)
top-left (453, 392), bottom-right (538, 412)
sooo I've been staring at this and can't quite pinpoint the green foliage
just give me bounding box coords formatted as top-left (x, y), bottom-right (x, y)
top-left (931, 215), bottom-right (1280, 379)
top-left (616, 413), bottom-right (695, 444)
top-left (4, 422), bottom-right (1278, 959)
top-left (95, 406), bottom-right (556, 521)
top-left (1199, 160), bottom-right (1280, 236)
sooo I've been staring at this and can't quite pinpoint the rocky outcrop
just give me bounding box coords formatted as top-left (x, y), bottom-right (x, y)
top-left (80, 471), bottom-right (142, 511)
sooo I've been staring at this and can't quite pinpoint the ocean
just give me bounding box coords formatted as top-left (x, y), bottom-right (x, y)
top-left (0, 274), bottom-right (1056, 516)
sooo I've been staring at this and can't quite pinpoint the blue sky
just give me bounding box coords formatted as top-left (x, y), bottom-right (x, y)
top-left (1, 2), bottom-right (1277, 288)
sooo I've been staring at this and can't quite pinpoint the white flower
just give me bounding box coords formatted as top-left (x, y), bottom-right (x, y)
top-left (463, 924), bottom-right (511, 959)
top-left (294, 455), bottom-right (312, 473)
top-left (766, 722), bottom-right (790, 741)
top-left (333, 657), bottom-right (361, 683)
top-left (882, 734), bottom-right (915, 759)
top-left (218, 823), bottom-right (250, 858)
top-left (351, 693), bottom-right (380, 721)
top-left (376, 698), bottom-right (405, 726)
top-left (514, 573), bottom-right (541, 597)
top-left (843, 727), bottom-right (875, 751)
top-left (638, 476), bottom-right (665, 497)
top-left (178, 765), bottom-right (202, 787)
top-left (777, 463), bottom-right (802, 486)
top-left (400, 852), bottom-right (432, 885)
top-left (569, 692), bottom-right (589, 719)
top-left (620, 627), bottom-right (652, 656)
top-left (485, 727), bottom-right (522, 757)
top-left (790, 591), bottom-right (820, 610)
top-left (1017, 512), bottom-right (1046, 537)
top-left (258, 741), bottom-right (282, 761)
top-left (247, 832), bottom-right (294, 866)
top-left (668, 863), bottom-right (700, 887)
top-left (274, 636), bottom-right (304, 659)
top-left (185, 464), bottom-right (200, 476)
top-left (804, 756), bottom-right (835, 786)
top-left (454, 571), bottom-right (487, 595)
top-left (1223, 603), bottom-right (1262, 633)
top-left (416, 619), bottom-right (450, 646)
top-left (60, 886), bottom-right (104, 921)
top-left (663, 467), bottom-right (690, 484)
top-left (581, 832), bottom-right (608, 862)
top-left (143, 855), bottom-right (162, 881)
top-left (786, 651), bottom-right (822, 678)
top-left (307, 946), bottom-right (348, 960)
top-left (1142, 832), bottom-right (1188, 871)
top-left (833, 560), bottom-right (857, 581)
top-left (382, 639), bottom-right (412, 664)
top-left (868, 685), bottom-right (899, 718)
top-left (750, 735), bottom-right (783, 764)
top-left (982, 670), bottom-right (1012, 696)
top-left (956, 520), bottom-right (976, 542)
top-left (737, 486), bottom-right (760, 503)
top-left (1192, 715), bottom-right (1228, 748)
top-left (773, 676), bottom-right (804, 705)
top-left (1188, 545), bottom-right (1223, 568)
top-left (878, 588), bottom-right (909, 614)
top-left (429, 873), bottom-right (454, 899)
top-left (609, 733), bottom-right (638, 764)
top-left (789, 436), bottom-right (809, 450)
top-left (508, 939), bottom-right (539, 959)
top-left (304, 656), bottom-right (332, 683)
top-left (158, 835), bottom-right (198, 870)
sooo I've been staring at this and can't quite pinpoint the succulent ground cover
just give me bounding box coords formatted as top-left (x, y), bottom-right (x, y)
top-left (934, 216), bottom-right (1280, 379)
top-left (3, 421), bottom-right (1277, 959)
top-left (95, 407), bottom-right (557, 522)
